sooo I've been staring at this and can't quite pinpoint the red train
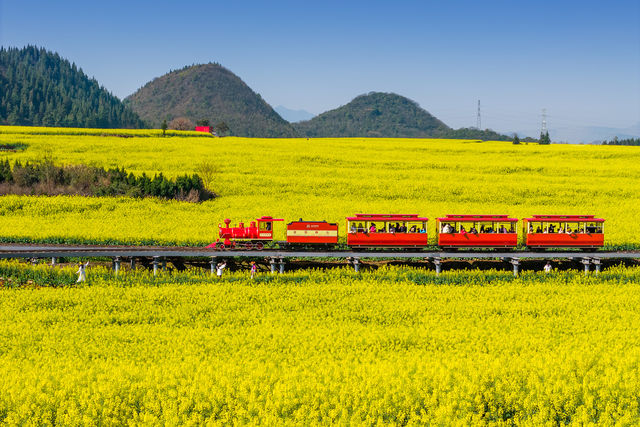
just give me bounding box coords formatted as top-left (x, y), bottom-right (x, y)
top-left (208, 214), bottom-right (605, 251)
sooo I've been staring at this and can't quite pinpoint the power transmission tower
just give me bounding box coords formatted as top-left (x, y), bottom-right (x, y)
top-left (476, 100), bottom-right (481, 130)
top-left (541, 108), bottom-right (547, 135)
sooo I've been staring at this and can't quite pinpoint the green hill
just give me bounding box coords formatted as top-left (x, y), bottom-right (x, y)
top-left (0, 46), bottom-right (145, 128)
top-left (124, 64), bottom-right (297, 137)
top-left (294, 92), bottom-right (449, 138)
top-left (295, 92), bottom-right (511, 140)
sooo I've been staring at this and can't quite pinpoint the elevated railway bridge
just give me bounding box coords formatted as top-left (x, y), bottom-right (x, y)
top-left (1, 245), bottom-right (639, 276)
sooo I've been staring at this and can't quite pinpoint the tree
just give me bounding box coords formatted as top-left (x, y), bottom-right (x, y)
top-left (168, 117), bottom-right (194, 131)
top-left (539, 131), bottom-right (551, 145)
top-left (512, 134), bottom-right (520, 145)
top-left (215, 121), bottom-right (229, 136)
top-left (161, 119), bottom-right (168, 136)
top-left (196, 119), bottom-right (210, 127)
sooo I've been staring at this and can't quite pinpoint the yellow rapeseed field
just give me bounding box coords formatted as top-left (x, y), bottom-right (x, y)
top-left (0, 261), bottom-right (639, 424)
top-left (1, 125), bottom-right (639, 247)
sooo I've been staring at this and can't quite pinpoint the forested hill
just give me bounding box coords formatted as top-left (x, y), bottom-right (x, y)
top-left (294, 92), bottom-right (511, 140)
top-left (0, 46), bottom-right (145, 128)
top-left (124, 64), bottom-right (297, 137)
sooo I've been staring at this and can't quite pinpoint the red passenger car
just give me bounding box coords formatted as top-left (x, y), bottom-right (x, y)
top-left (346, 214), bottom-right (428, 248)
top-left (437, 215), bottom-right (518, 248)
top-left (523, 215), bottom-right (604, 249)
top-left (212, 216), bottom-right (283, 249)
top-left (286, 220), bottom-right (339, 245)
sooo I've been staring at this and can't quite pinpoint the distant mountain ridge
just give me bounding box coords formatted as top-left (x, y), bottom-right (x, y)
top-left (0, 46), bottom-right (514, 140)
top-left (274, 105), bottom-right (315, 123)
top-left (124, 64), bottom-right (297, 137)
top-left (0, 46), bottom-right (144, 128)
top-left (294, 92), bottom-right (511, 140)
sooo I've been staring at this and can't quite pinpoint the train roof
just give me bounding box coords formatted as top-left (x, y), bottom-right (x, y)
top-left (287, 219), bottom-right (338, 225)
top-left (524, 215), bottom-right (604, 223)
top-left (346, 214), bottom-right (429, 222)
top-left (256, 216), bottom-right (284, 221)
top-left (436, 214), bottom-right (518, 222)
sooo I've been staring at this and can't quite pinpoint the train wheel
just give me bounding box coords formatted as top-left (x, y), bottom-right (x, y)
top-left (216, 242), bottom-right (226, 250)
top-left (244, 242), bottom-right (254, 250)
top-left (255, 242), bottom-right (264, 251)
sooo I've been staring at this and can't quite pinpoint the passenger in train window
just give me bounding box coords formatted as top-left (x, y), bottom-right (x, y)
top-left (536, 226), bottom-right (542, 233)
top-left (442, 223), bottom-right (453, 233)
top-left (369, 223), bottom-right (377, 233)
top-left (389, 224), bottom-right (396, 233)
top-left (357, 223), bottom-right (365, 233)
top-left (480, 225), bottom-right (486, 233)
top-left (469, 226), bottom-right (478, 234)
top-left (350, 223), bottom-right (356, 233)
top-left (409, 225), bottom-right (417, 233)
top-left (419, 227), bottom-right (426, 234)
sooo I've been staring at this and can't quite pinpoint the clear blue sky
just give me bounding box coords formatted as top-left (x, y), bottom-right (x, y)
top-left (1, 0), bottom-right (639, 141)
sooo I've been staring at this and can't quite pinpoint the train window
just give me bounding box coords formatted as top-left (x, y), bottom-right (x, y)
top-left (349, 222), bottom-right (357, 233)
top-left (259, 222), bottom-right (272, 231)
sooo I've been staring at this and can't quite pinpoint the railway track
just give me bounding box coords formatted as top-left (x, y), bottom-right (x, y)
top-left (0, 244), bottom-right (639, 259)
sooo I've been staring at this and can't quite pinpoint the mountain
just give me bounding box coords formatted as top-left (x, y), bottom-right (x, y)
top-left (124, 64), bottom-right (297, 137)
top-left (294, 92), bottom-right (450, 138)
top-left (274, 105), bottom-right (315, 123)
top-left (293, 92), bottom-right (511, 140)
top-left (0, 46), bottom-right (145, 128)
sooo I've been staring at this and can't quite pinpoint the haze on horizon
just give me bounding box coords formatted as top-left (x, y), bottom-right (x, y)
top-left (1, 0), bottom-right (638, 142)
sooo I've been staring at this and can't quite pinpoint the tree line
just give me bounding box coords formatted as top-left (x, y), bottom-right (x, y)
top-left (602, 137), bottom-right (640, 146)
top-left (0, 159), bottom-right (214, 202)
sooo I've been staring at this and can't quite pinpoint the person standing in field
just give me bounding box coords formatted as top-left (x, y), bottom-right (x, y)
top-left (76, 261), bottom-right (89, 283)
top-left (544, 262), bottom-right (552, 274)
top-left (216, 261), bottom-right (227, 279)
top-left (250, 261), bottom-right (257, 279)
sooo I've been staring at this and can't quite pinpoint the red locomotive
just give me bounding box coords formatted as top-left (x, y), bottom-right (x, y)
top-left (209, 213), bottom-right (605, 251)
top-left (209, 216), bottom-right (283, 250)
top-left (437, 215), bottom-right (518, 248)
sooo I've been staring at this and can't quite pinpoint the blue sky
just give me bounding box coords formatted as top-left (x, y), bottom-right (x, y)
top-left (1, 0), bottom-right (639, 141)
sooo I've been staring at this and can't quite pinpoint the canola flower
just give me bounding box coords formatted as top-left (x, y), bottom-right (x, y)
top-left (0, 126), bottom-right (639, 247)
top-left (0, 260), bottom-right (639, 423)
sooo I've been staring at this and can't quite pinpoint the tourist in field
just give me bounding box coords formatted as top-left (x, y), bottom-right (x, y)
top-left (544, 262), bottom-right (552, 273)
top-left (76, 261), bottom-right (89, 283)
top-left (216, 261), bottom-right (227, 279)
top-left (250, 261), bottom-right (257, 279)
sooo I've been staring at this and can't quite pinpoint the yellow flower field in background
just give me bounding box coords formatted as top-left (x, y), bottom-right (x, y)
top-left (1, 125), bottom-right (639, 247)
